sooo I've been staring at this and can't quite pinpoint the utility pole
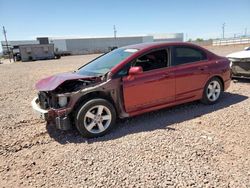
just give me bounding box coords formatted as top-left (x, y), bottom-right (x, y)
top-left (222, 23), bottom-right (225, 39)
top-left (113, 25), bottom-right (117, 39)
top-left (113, 25), bottom-right (117, 47)
top-left (244, 27), bottom-right (247, 37)
top-left (2, 26), bottom-right (11, 62)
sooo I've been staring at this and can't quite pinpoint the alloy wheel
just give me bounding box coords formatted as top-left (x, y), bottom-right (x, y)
top-left (206, 80), bottom-right (221, 102)
top-left (83, 105), bottom-right (112, 134)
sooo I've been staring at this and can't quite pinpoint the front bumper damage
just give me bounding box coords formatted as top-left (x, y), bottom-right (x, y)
top-left (230, 59), bottom-right (250, 78)
top-left (31, 97), bottom-right (72, 130)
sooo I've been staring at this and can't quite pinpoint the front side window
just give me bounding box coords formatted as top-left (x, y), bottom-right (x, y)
top-left (115, 49), bottom-right (169, 77)
top-left (133, 49), bottom-right (168, 72)
top-left (172, 46), bottom-right (207, 66)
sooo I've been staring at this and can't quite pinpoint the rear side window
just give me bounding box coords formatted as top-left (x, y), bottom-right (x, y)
top-left (172, 46), bottom-right (207, 66)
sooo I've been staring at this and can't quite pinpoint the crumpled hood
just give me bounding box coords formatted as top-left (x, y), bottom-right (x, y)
top-left (35, 72), bottom-right (94, 91)
top-left (227, 50), bottom-right (250, 59)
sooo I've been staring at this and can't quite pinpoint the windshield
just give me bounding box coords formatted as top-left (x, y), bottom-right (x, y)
top-left (77, 48), bottom-right (138, 76)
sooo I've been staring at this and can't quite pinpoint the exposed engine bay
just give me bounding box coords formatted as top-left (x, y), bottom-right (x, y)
top-left (53, 77), bottom-right (101, 94)
top-left (38, 77), bottom-right (103, 109)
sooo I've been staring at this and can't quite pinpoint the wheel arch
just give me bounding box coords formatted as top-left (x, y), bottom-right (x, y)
top-left (206, 75), bottom-right (225, 91)
top-left (71, 91), bottom-right (116, 118)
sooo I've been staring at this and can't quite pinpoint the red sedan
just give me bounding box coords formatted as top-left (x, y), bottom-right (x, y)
top-left (32, 42), bottom-right (231, 138)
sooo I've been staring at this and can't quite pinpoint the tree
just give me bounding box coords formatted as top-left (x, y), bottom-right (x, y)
top-left (195, 38), bottom-right (204, 42)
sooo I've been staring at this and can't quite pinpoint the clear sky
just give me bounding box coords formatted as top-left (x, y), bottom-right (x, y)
top-left (0, 0), bottom-right (249, 43)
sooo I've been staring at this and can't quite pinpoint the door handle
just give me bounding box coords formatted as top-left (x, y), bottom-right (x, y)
top-left (163, 73), bottom-right (169, 77)
top-left (162, 73), bottom-right (174, 78)
top-left (198, 65), bottom-right (208, 71)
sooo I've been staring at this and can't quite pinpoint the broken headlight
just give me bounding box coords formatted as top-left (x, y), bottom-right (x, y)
top-left (58, 96), bottom-right (68, 108)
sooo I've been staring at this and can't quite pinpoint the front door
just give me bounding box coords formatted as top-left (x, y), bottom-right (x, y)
top-left (122, 49), bottom-right (175, 113)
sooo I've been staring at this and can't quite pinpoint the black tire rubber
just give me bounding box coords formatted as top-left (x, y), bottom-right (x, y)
top-left (201, 77), bottom-right (223, 105)
top-left (75, 98), bottom-right (116, 138)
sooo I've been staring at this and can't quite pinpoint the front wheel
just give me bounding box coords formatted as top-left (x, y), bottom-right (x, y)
top-left (201, 77), bottom-right (223, 105)
top-left (75, 99), bottom-right (116, 138)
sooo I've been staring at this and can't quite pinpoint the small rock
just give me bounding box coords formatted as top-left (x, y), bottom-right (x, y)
top-left (203, 179), bottom-right (209, 184)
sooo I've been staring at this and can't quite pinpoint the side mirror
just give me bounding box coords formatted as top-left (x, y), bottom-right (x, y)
top-left (128, 66), bottom-right (143, 76)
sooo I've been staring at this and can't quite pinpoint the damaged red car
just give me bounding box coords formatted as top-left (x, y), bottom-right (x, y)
top-left (32, 42), bottom-right (231, 138)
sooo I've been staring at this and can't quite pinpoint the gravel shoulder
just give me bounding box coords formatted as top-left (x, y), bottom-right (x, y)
top-left (0, 49), bottom-right (250, 187)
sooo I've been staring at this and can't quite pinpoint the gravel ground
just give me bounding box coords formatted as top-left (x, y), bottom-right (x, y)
top-left (0, 46), bottom-right (250, 187)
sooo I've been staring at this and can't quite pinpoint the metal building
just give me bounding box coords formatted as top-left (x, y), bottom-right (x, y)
top-left (1, 40), bottom-right (39, 55)
top-left (1, 33), bottom-right (184, 56)
top-left (50, 36), bottom-right (153, 55)
top-left (152, 33), bottom-right (184, 42)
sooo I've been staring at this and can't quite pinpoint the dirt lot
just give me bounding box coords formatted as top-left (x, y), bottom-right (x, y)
top-left (0, 45), bottom-right (250, 187)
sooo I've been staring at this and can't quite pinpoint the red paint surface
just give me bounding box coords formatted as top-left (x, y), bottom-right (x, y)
top-left (123, 66), bottom-right (176, 113)
top-left (128, 66), bottom-right (143, 75)
top-left (118, 43), bottom-right (231, 115)
top-left (35, 72), bottom-right (93, 91)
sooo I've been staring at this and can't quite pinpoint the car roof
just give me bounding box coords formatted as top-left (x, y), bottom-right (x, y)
top-left (123, 42), bottom-right (200, 51)
top-left (111, 41), bottom-right (217, 74)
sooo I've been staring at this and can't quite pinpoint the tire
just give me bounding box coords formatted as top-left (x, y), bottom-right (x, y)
top-left (201, 77), bottom-right (223, 105)
top-left (75, 98), bottom-right (116, 138)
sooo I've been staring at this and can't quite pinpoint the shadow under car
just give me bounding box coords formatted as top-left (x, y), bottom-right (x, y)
top-left (46, 92), bottom-right (248, 144)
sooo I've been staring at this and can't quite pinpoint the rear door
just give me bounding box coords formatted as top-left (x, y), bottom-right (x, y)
top-left (171, 46), bottom-right (210, 101)
top-left (122, 48), bottom-right (176, 113)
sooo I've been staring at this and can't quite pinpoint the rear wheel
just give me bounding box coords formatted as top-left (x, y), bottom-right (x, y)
top-left (201, 77), bottom-right (223, 104)
top-left (75, 99), bottom-right (116, 138)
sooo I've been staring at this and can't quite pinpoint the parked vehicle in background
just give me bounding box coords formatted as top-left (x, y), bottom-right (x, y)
top-left (17, 44), bottom-right (61, 62)
top-left (227, 47), bottom-right (250, 78)
top-left (32, 42), bottom-right (231, 138)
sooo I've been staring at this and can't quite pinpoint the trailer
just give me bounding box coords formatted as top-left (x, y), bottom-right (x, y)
top-left (19, 44), bottom-right (56, 61)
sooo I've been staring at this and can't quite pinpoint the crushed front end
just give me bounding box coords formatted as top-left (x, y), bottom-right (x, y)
top-left (31, 90), bottom-right (73, 130)
top-left (31, 72), bottom-right (103, 130)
